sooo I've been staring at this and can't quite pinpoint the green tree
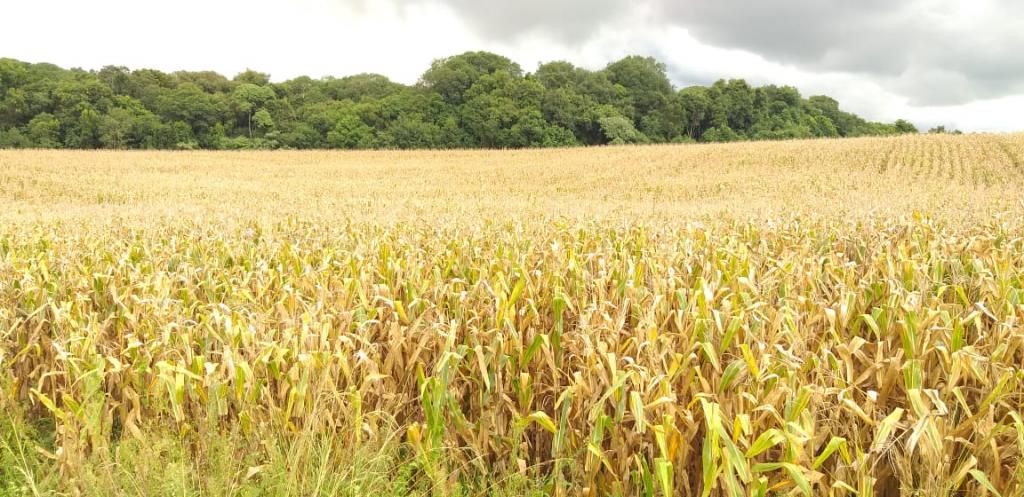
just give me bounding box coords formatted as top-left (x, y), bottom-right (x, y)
top-left (324, 73), bottom-right (403, 102)
top-left (534, 61), bottom-right (581, 90)
top-left (0, 127), bottom-right (30, 148)
top-left (599, 115), bottom-right (647, 145)
top-left (894, 119), bottom-right (918, 134)
top-left (233, 69), bottom-right (271, 86)
top-left (541, 87), bottom-right (603, 145)
top-left (232, 83), bottom-right (275, 138)
top-left (26, 113), bottom-right (61, 147)
top-left (382, 115), bottom-right (444, 149)
top-left (0, 54), bottom-right (924, 150)
top-left (708, 79), bottom-right (755, 132)
top-left (702, 124), bottom-right (741, 143)
top-left (0, 58), bottom-right (30, 94)
top-left (603, 56), bottom-right (673, 124)
top-left (175, 70), bottom-right (233, 93)
top-left (155, 83), bottom-right (223, 146)
top-left (277, 122), bottom-right (323, 149)
top-left (98, 65), bottom-right (132, 95)
top-left (64, 106), bottom-right (102, 148)
top-left (420, 51), bottom-right (522, 105)
top-left (252, 108), bottom-right (274, 132)
top-left (98, 107), bottom-right (134, 148)
top-left (676, 87), bottom-right (712, 139)
top-left (457, 71), bottom-right (553, 148)
top-left (0, 88), bottom-right (30, 128)
top-left (326, 111), bottom-right (375, 149)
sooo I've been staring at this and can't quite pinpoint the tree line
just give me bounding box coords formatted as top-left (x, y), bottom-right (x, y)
top-left (0, 51), bottom-right (918, 150)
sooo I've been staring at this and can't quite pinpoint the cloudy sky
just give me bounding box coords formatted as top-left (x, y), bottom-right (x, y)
top-left (4, 0), bottom-right (1022, 131)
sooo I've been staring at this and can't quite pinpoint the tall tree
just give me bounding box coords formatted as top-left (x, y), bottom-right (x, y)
top-left (232, 83), bottom-right (275, 138)
top-left (420, 51), bottom-right (522, 105)
top-left (603, 56), bottom-right (673, 123)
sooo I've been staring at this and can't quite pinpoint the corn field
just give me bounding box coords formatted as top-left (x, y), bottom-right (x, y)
top-left (2, 134), bottom-right (1024, 496)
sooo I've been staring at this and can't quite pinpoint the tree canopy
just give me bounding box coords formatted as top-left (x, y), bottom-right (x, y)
top-left (0, 52), bottom-right (917, 150)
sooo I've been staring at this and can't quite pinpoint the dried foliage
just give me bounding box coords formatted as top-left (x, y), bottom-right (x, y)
top-left (2, 134), bottom-right (1024, 496)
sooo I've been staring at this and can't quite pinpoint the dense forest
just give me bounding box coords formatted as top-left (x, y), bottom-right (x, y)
top-left (0, 51), bottom-right (917, 150)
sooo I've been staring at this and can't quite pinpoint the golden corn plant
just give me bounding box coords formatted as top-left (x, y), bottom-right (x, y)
top-left (1, 132), bottom-right (1024, 495)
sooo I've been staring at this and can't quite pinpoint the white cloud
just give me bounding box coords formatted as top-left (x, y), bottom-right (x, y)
top-left (2, 0), bottom-right (476, 83)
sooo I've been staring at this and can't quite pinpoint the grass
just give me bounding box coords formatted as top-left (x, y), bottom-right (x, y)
top-left (2, 133), bottom-right (1024, 496)
top-left (1, 405), bottom-right (547, 496)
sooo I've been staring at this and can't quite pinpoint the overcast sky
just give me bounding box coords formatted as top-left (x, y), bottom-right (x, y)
top-left (4, 0), bottom-right (1022, 131)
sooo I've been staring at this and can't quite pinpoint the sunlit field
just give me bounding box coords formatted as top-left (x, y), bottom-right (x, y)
top-left (3, 134), bottom-right (1024, 496)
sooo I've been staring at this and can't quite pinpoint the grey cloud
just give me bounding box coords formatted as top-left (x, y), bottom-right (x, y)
top-left (657, 0), bottom-right (1024, 104)
top-left (390, 0), bottom-right (631, 42)
top-left (660, 0), bottom-right (901, 67)
top-left (381, 0), bottom-right (1024, 105)
top-left (658, 1), bottom-right (907, 69)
